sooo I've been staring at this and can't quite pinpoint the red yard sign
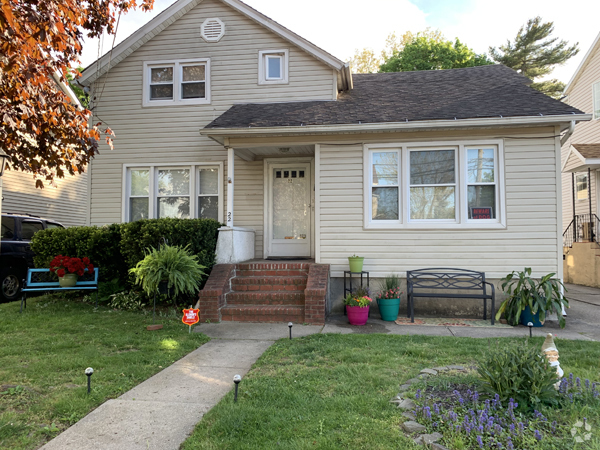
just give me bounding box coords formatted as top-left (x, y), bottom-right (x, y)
top-left (182, 308), bottom-right (200, 326)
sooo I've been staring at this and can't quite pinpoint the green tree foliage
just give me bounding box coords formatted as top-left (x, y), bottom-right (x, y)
top-left (380, 34), bottom-right (493, 72)
top-left (67, 67), bottom-right (89, 108)
top-left (489, 16), bottom-right (579, 98)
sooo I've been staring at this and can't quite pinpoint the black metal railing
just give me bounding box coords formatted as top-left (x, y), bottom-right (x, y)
top-left (563, 214), bottom-right (600, 247)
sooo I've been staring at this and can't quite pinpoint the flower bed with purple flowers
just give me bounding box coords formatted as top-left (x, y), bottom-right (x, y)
top-left (411, 374), bottom-right (599, 449)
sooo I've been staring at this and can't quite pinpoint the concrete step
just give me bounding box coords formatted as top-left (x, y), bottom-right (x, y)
top-left (231, 276), bottom-right (307, 292)
top-left (226, 291), bottom-right (305, 305)
top-left (220, 305), bottom-right (305, 323)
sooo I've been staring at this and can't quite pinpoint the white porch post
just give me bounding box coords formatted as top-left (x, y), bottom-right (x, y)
top-left (226, 146), bottom-right (234, 227)
top-left (215, 146), bottom-right (255, 264)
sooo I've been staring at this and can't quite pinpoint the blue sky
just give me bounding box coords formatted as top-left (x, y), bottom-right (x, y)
top-left (80, 0), bottom-right (599, 84)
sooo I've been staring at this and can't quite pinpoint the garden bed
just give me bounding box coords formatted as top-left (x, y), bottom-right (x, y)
top-left (0, 294), bottom-right (209, 450)
top-left (181, 334), bottom-right (600, 449)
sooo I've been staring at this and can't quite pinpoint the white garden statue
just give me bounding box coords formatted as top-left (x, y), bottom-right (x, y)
top-left (541, 333), bottom-right (563, 386)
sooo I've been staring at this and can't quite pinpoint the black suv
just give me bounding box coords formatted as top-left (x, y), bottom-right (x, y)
top-left (1, 213), bottom-right (64, 301)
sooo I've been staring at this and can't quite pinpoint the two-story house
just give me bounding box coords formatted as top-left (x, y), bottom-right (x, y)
top-left (561, 31), bottom-right (600, 287)
top-left (80, 0), bottom-right (590, 324)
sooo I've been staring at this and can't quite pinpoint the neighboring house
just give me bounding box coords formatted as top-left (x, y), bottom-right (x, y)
top-left (561, 31), bottom-right (600, 287)
top-left (1, 73), bottom-right (89, 227)
top-left (80, 0), bottom-right (590, 323)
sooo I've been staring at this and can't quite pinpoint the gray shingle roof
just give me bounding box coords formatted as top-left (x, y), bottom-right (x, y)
top-left (205, 65), bottom-right (583, 129)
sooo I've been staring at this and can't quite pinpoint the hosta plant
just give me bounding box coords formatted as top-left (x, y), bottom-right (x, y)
top-left (129, 244), bottom-right (206, 297)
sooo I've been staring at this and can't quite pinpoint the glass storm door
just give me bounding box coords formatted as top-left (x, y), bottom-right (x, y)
top-left (269, 163), bottom-right (311, 257)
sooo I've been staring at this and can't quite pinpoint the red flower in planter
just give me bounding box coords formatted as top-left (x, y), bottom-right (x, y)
top-left (50, 255), bottom-right (94, 277)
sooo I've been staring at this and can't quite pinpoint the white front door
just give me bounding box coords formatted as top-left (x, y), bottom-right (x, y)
top-left (267, 162), bottom-right (312, 257)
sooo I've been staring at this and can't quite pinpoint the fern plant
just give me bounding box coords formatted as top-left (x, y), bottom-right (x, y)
top-left (129, 244), bottom-right (206, 297)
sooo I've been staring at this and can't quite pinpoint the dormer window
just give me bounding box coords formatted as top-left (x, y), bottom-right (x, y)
top-left (143, 59), bottom-right (210, 106)
top-left (259, 50), bottom-right (288, 85)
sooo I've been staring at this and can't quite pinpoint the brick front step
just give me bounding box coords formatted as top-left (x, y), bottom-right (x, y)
top-left (226, 291), bottom-right (305, 305)
top-left (221, 305), bottom-right (305, 323)
top-left (236, 269), bottom-right (309, 277)
top-left (231, 276), bottom-right (307, 291)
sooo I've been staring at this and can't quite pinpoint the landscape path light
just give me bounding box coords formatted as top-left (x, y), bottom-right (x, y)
top-left (233, 374), bottom-right (242, 402)
top-left (85, 367), bottom-right (94, 394)
top-left (288, 322), bottom-right (293, 340)
top-left (527, 322), bottom-right (534, 338)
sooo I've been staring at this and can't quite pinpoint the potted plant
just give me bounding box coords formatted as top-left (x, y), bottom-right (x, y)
top-left (344, 285), bottom-right (372, 326)
top-left (495, 268), bottom-right (569, 328)
top-left (348, 254), bottom-right (364, 273)
top-left (49, 255), bottom-right (94, 287)
top-left (377, 274), bottom-right (402, 321)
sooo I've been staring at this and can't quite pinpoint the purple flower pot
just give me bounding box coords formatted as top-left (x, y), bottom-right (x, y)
top-left (346, 305), bottom-right (369, 326)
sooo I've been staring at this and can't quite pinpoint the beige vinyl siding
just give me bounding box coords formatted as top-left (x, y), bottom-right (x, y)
top-left (317, 127), bottom-right (560, 279)
top-left (233, 157), bottom-right (264, 255)
top-left (89, 0), bottom-right (335, 229)
top-left (561, 39), bottom-right (600, 230)
top-left (2, 170), bottom-right (88, 227)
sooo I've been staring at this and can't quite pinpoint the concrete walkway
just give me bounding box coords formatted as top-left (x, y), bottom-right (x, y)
top-left (41, 285), bottom-right (600, 450)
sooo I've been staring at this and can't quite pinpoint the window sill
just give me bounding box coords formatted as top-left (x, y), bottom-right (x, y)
top-left (258, 79), bottom-right (289, 85)
top-left (363, 222), bottom-right (507, 231)
top-left (142, 99), bottom-right (211, 107)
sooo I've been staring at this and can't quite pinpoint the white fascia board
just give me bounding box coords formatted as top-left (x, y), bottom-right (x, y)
top-left (222, 0), bottom-right (345, 71)
top-left (80, 0), bottom-right (198, 85)
top-left (80, 0), bottom-right (346, 86)
top-left (564, 31), bottom-right (600, 95)
top-left (51, 71), bottom-right (83, 110)
top-left (201, 114), bottom-right (593, 138)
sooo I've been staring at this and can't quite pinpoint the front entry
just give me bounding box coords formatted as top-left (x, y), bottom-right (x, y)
top-left (266, 160), bottom-right (312, 257)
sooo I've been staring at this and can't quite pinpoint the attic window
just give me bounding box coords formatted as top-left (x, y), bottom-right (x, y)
top-left (201, 18), bottom-right (225, 42)
top-left (258, 49), bottom-right (289, 85)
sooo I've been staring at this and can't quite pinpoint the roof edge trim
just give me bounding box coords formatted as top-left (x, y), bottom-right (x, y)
top-left (564, 31), bottom-right (600, 94)
top-left (201, 114), bottom-right (593, 137)
top-left (80, 0), bottom-right (345, 85)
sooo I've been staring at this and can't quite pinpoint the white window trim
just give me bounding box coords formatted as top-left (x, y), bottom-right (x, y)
top-left (363, 140), bottom-right (506, 230)
top-left (143, 59), bottom-right (211, 107)
top-left (122, 162), bottom-right (223, 222)
top-left (593, 81), bottom-right (600, 120)
top-left (258, 49), bottom-right (289, 85)
top-left (576, 173), bottom-right (589, 201)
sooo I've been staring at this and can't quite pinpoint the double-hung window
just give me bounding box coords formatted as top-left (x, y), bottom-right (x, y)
top-left (258, 50), bottom-right (289, 84)
top-left (124, 164), bottom-right (223, 222)
top-left (365, 141), bottom-right (504, 228)
top-left (143, 59), bottom-right (210, 106)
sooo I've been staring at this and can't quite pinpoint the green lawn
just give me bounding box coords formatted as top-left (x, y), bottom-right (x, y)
top-left (0, 295), bottom-right (209, 450)
top-left (181, 334), bottom-right (600, 450)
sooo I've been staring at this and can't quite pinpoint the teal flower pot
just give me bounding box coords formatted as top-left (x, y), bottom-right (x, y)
top-left (377, 298), bottom-right (401, 321)
top-left (520, 305), bottom-right (544, 327)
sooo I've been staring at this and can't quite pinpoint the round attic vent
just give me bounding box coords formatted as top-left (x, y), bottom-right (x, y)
top-left (201, 18), bottom-right (225, 42)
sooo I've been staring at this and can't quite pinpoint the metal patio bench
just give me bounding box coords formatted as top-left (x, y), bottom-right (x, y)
top-left (20, 268), bottom-right (99, 312)
top-left (406, 268), bottom-right (495, 324)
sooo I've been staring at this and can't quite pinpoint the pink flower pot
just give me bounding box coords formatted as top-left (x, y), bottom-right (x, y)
top-left (346, 305), bottom-right (369, 326)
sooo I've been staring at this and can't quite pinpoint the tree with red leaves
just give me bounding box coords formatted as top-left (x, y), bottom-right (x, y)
top-left (0, 0), bottom-right (154, 187)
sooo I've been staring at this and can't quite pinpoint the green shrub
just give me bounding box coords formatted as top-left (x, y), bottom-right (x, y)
top-left (120, 218), bottom-right (220, 275)
top-left (30, 219), bottom-right (220, 288)
top-left (31, 224), bottom-right (125, 282)
top-left (477, 343), bottom-right (559, 411)
top-left (108, 290), bottom-right (146, 311)
top-left (129, 244), bottom-right (206, 299)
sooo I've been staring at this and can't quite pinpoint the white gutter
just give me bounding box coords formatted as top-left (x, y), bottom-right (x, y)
top-left (201, 114), bottom-right (592, 138)
top-left (51, 71), bottom-right (83, 110)
top-left (560, 120), bottom-right (576, 146)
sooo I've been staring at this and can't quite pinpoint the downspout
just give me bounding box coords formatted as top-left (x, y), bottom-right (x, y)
top-left (560, 120), bottom-right (576, 146)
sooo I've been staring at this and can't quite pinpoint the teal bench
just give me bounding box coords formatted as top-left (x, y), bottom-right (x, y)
top-left (21, 268), bottom-right (99, 312)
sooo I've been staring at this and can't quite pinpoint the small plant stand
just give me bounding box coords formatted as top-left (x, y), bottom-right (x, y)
top-left (343, 271), bottom-right (370, 316)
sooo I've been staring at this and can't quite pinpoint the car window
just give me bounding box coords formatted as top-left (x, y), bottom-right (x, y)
top-left (46, 222), bottom-right (63, 230)
top-left (1, 217), bottom-right (15, 240)
top-left (21, 221), bottom-right (44, 240)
